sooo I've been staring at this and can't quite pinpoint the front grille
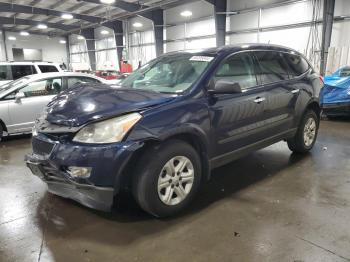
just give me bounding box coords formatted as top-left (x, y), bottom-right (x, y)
top-left (32, 137), bottom-right (55, 156)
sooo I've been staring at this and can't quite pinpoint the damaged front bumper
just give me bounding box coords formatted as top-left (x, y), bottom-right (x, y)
top-left (26, 154), bottom-right (114, 211)
top-left (25, 133), bottom-right (143, 212)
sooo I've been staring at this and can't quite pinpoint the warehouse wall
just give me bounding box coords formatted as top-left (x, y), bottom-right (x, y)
top-left (0, 32), bottom-right (67, 64)
top-left (126, 16), bottom-right (155, 69)
top-left (164, 1), bottom-right (215, 52)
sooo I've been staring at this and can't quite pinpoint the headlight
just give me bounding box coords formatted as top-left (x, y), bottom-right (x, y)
top-left (73, 113), bottom-right (141, 144)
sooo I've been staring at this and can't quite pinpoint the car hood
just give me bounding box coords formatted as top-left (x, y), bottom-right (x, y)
top-left (46, 84), bottom-right (175, 127)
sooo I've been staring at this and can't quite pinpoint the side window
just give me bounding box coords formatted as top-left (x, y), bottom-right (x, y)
top-left (38, 65), bottom-right (59, 73)
top-left (215, 53), bottom-right (257, 90)
top-left (0, 66), bottom-right (10, 80)
top-left (12, 78), bottom-right (63, 98)
top-left (254, 51), bottom-right (290, 84)
top-left (11, 65), bottom-right (36, 80)
top-left (67, 77), bottom-right (100, 89)
top-left (283, 54), bottom-right (309, 77)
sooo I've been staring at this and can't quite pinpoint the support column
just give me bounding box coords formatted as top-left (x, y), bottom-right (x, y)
top-left (206, 0), bottom-right (227, 47)
top-left (146, 9), bottom-right (164, 57)
top-left (320, 0), bottom-right (335, 75)
top-left (214, 0), bottom-right (227, 47)
top-left (105, 21), bottom-right (124, 65)
top-left (81, 28), bottom-right (96, 71)
top-left (65, 35), bottom-right (70, 68)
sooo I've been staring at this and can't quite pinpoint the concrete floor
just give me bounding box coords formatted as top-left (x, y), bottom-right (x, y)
top-left (1, 120), bottom-right (350, 262)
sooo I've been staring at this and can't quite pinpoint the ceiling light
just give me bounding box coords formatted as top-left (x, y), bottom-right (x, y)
top-left (101, 30), bottom-right (109, 35)
top-left (100, 0), bottom-right (116, 4)
top-left (133, 22), bottom-right (143, 28)
top-left (37, 24), bottom-right (48, 29)
top-left (77, 35), bottom-right (85, 40)
top-left (180, 10), bottom-right (193, 17)
top-left (20, 31), bottom-right (29, 36)
top-left (61, 13), bottom-right (73, 20)
top-left (8, 36), bottom-right (16, 41)
top-left (59, 40), bottom-right (67, 44)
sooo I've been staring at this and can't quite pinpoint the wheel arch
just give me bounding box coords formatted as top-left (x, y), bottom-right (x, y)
top-left (115, 129), bottom-right (211, 194)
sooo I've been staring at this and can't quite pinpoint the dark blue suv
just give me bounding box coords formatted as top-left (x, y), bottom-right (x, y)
top-left (26, 44), bottom-right (323, 217)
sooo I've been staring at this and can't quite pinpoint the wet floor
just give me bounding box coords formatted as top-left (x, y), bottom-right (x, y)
top-left (1, 119), bottom-right (350, 262)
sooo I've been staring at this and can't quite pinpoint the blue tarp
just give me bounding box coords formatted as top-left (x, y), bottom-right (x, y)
top-left (321, 67), bottom-right (350, 105)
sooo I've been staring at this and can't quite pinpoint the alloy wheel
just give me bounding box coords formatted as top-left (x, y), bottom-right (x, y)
top-left (157, 156), bottom-right (194, 206)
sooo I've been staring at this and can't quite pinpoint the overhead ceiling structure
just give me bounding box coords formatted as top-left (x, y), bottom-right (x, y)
top-left (0, 0), bottom-right (197, 36)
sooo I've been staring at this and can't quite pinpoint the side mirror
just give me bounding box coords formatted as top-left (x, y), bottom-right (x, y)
top-left (208, 79), bottom-right (242, 95)
top-left (15, 92), bottom-right (25, 102)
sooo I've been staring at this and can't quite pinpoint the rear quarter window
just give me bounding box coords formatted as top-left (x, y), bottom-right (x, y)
top-left (38, 65), bottom-right (59, 73)
top-left (283, 54), bottom-right (309, 77)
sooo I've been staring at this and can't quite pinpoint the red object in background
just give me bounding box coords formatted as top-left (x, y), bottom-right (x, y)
top-left (120, 62), bottom-right (133, 73)
top-left (96, 70), bottom-right (123, 80)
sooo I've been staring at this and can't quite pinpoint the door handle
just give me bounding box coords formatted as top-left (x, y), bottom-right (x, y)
top-left (291, 89), bottom-right (300, 94)
top-left (254, 97), bottom-right (266, 103)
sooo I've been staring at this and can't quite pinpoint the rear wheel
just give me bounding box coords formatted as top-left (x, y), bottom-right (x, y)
top-left (287, 110), bottom-right (319, 153)
top-left (132, 140), bottom-right (202, 217)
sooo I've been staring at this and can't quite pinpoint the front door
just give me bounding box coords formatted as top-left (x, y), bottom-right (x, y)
top-left (6, 77), bottom-right (63, 133)
top-left (209, 52), bottom-right (268, 159)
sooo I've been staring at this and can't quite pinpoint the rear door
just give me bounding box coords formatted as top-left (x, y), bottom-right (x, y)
top-left (253, 50), bottom-right (299, 137)
top-left (209, 51), bottom-right (268, 158)
top-left (6, 77), bottom-right (63, 133)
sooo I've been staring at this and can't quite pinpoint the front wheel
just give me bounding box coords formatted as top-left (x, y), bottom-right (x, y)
top-left (132, 140), bottom-right (202, 217)
top-left (287, 110), bottom-right (319, 153)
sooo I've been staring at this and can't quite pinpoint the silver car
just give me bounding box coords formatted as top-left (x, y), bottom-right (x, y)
top-left (0, 72), bottom-right (107, 139)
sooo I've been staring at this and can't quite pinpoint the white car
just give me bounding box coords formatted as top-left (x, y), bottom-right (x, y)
top-left (0, 62), bottom-right (63, 86)
top-left (0, 72), bottom-right (108, 138)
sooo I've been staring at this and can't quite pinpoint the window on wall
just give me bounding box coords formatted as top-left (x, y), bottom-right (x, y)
top-left (95, 37), bottom-right (119, 70)
top-left (128, 30), bottom-right (156, 70)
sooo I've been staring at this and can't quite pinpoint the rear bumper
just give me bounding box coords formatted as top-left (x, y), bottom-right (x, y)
top-left (26, 154), bottom-right (114, 211)
top-left (322, 102), bottom-right (350, 116)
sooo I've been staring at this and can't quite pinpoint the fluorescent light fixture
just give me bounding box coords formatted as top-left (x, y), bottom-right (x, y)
top-left (133, 22), bottom-right (143, 28)
top-left (61, 13), bottom-right (73, 20)
top-left (180, 10), bottom-right (193, 17)
top-left (101, 30), bottom-right (109, 35)
top-left (8, 36), bottom-right (16, 41)
top-left (20, 31), bottom-right (29, 36)
top-left (59, 40), bottom-right (67, 44)
top-left (100, 0), bottom-right (116, 4)
top-left (37, 24), bottom-right (48, 29)
top-left (77, 35), bottom-right (85, 40)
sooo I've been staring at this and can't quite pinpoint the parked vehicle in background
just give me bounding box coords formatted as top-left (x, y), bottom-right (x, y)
top-left (95, 70), bottom-right (128, 84)
top-left (0, 62), bottom-right (63, 86)
top-left (321, 66), bottom-right (350, 117)
top-left (0, 72), bottom-right (108, 138)
top-left (26, 44), bottom-right (323, 217)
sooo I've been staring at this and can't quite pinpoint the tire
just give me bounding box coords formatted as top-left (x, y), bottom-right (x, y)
top-left (132, 139), bottom-right (202, 217)
top-left (287, 110), bottom-right (319, 153)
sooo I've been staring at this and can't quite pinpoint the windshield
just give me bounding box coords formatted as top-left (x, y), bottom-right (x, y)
top-left (120, 54), bottom-right (214, 94)
top-left (0, 77), bottom-right (30, 93)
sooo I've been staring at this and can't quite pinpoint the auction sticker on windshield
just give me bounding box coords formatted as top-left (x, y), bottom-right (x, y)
top-left (189, 56), bottom-right (214, 62)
